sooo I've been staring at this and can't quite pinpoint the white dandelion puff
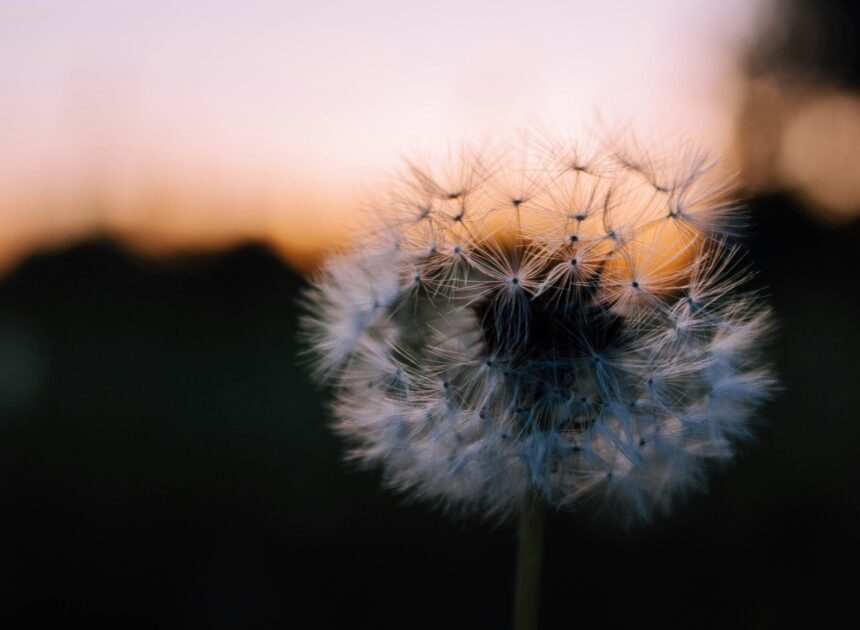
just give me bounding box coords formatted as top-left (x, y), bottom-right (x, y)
top-left (301, 132), bottom-right (777, 525)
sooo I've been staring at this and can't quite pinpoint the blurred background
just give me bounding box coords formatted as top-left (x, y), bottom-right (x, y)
top-left (1, 1), bottom-right (858, 627)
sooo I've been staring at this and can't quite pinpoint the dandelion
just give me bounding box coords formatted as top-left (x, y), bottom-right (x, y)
top-left (301, 131), bottom-right (776, 629)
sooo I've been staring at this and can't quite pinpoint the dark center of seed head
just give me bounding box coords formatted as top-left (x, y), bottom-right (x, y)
top-left (474, 243), bottom-right (622, 363)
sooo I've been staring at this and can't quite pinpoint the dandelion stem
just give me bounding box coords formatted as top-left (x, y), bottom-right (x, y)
top-left (513, 492), bottom-right (544, 630)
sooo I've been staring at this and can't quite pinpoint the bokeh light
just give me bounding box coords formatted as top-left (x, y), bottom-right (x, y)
top-left (779, 91), bottom-right (860, 219)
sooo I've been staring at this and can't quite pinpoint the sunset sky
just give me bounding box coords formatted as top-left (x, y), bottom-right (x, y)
top-left (0, 0), bottom-right (767, 270)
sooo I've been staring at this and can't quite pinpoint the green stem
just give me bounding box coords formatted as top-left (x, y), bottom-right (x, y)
top-left (513, 492), bottom-right (544, 630)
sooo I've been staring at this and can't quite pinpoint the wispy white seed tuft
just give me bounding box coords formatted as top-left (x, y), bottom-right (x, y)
top-left (301, 133), bottom-right (776, 524)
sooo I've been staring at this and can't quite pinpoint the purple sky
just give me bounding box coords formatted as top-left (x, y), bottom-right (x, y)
top-left (0, 0), bottom-right (764, 267)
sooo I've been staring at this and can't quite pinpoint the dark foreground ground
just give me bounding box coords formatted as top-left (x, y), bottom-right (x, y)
top-left (1, 197), bottom-right (858, 628)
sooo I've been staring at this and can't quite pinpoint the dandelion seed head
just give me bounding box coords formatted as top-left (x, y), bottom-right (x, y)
top-left (301, 132), bottom-right (776, 524)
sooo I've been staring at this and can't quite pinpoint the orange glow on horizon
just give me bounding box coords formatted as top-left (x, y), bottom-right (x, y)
top-left (0, 0), bottom-right (763, 275)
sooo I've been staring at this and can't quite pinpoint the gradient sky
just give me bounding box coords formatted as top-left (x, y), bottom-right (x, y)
top-left (0, 0), bottom-right (765, 269)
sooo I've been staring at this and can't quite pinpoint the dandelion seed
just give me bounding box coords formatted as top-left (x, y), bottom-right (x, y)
top-left (301, 132), bottom-right (776, 526)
